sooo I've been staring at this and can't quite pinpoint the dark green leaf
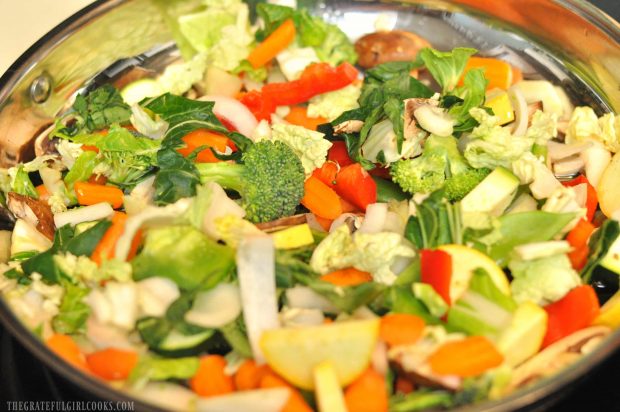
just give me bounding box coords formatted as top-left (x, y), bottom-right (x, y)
top-left (64, 220), bottom-right (112, 256)
top-left (73, 85), bottom-right (131, 132)
top-left (12, 167), bottom-right (38, 199)
top-left (582, 219), bottom-right (620, 283)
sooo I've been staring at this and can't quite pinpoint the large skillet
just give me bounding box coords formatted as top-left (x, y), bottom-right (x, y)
top-left (0, 1), bottom-right (619, 410)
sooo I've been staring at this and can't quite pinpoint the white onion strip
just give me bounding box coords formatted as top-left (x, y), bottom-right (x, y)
top-left (199, 95), bottom-right (258, 137)
top-left (53, 203), bottom-right (114, 228)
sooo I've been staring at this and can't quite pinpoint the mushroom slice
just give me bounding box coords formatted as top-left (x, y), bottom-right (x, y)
top-left (404, 98), bottom-right (437, 140)
top-left (34, 123), bottom-right (59, 158)
top-left (255, 214), bottom-right (308, 232)
top-left (333, 120), bottom-right (364, 135)
top-left (355, 30), bottom-right (431, 69)
top-left (7, 192), bottom-right (55, 240)
top-left (391, 356), bottom-right (462, 391)
top-left (507, 326), bottom-right (611, 392)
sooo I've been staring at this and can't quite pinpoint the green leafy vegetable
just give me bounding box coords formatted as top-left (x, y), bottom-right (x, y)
top-left (21, 225), bottom-right (75, 284)
top-left (129, 356), bottom-right (200, 387)
top-left (405, 191), bottom-right (463, 249)
top-left (11, 166), bottom-right (38, 199)
top-left (390, 389), bottom-right (453, 412)
top-left (72, 85), bottom-right (131, 132)
top-left (418, 47), bottom-right (477, 93)
top-left (64, 220), bottom-right (112, 257)
top-left (51, 283), bottom-right (90, 334)
top-left (581, 219), bottom-right (620, 282)
top-left (64, 151), bottom-right (98, 189)
top-left (132, 225), bottom-right (235, 291)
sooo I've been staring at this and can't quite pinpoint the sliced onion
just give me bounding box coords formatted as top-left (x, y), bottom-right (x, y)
top-left (195, 388), bottom-right (289, 412)
top-left (237, 235), bottom-right (280, 363)
top-left (571, 183), bottom-right (588, 208)
top-left (508, 85), bottom-right (529, 136)
top-left (582, 142), bottom-right (612, 188)
top-left (198, 95), bottom-right (258, 136)
top-left (286, 285), bottom-right (339, 313)
top-left (547, 141), bottom-right (592, 161)
top-left (185, 283), bottom-right (242, 328)
top-left (53, 202), bottom-right (114, 228)
top-left (329, 213), bottom-right (362, 233)
top-left (553, 155), bottom-right (584, 176)
top-left (137, 277), bottom-right (181, 317)
top-left (371, 341), bottom-right (389, 376)
top-left (305, 213), bottom-right (326, 232)
top-left (358, 203), bottom-right (388, 234)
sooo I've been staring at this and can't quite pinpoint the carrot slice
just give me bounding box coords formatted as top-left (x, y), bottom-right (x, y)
top-left (190, 355), bottom-right (235, 397)
top-left (234, 359), bottom-right (269, 391)
top-left (36, 184), bottom-right (50, 202)
top-left (344, 368), bottom-right (388, 412)
top-left (90, 212), bottom-right (128, 265)
top-left (177, 129), bottom-right (232, 163)
top-left (248, 19), bottom-right (296, 69)
top-left (379, 313), bottom-right (425, 347)
top-left (301, 175), bottom-right (343, 220)
top-left (46, 334), bottom-right (89, 372)
top-left (260, 370), bottom-right (312, 412)
top-left (74, 181), bottom-right (124, 209)
top-left (86, 348), bottom-right (138, 380)
top-left (460, 56), bottom-right (513, 90)
top-left (285, 106), bottom-right (327, 131)
top-left (320, 268), bottom-right (373, 286)
top-left (428, 336), bottom-right (504, 377)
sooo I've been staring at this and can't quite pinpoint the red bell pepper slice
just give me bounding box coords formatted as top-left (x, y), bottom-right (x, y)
top-left (541, 285), bottom-right (600, 348)
top-left (562, 175), bottom-right (598, 222)
top-left (420, 249), bottom-right (452, 306)
top-left (566, 218), bottom-right (596, 270)
top-left (334, 163), bottom-right (377, 211)
top-left (245, 62), bottom-right (359, 119)
top-left (312, 161), bottom-right (339, 189)
top-left (238, 90), bottom-right (276, 122)
top-left (327, 141), bottom-right (354, 167)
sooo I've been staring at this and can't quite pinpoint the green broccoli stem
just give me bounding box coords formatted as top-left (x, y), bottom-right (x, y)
top-left (196, 162), bottom-right (245, 193)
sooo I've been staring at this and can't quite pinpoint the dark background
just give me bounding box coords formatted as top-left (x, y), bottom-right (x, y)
top-left (0, 1), bottom-right (619, 411)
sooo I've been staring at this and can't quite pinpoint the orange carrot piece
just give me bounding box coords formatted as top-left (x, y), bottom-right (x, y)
top-left (82, 145), bottom-right (100, 153)
top-left (74, 181), bottom-right (124, 209)
top-left (46, 334), bottom-right (89, 372)
top-left (301, 175), bottom-right (343, 220)
top-left (190, 355), bottom-right (235, 397)
top-left (285, 106), bottom-right (327, 131)
top-left (248, 19), bottom-right (296, 69)
top-left (320, 268), bottom-right (373, 286)
top-left (91, 212), bottom-right (128, 265)
top-left (511, 66), bottom-right (523, 85)
top-left (460, 56), bottom-right (513, 90)
top-left (260, 371), bottom-right (312, 412)
top-left (428, 336), bottom-right (504, 377)
top-left (234, 359), bottom-right (269, 391)
top-left (36, 184), bottom-right (50, 201)
top-left (314, 215), bottom-right (333, 232)
top-left (379, 314), bottom-right (425, 347)
top-left (86, 348), bottom-right (138, 380)
top-left (344, 368), bottom-right (388, 412)
top-left (177, 129), bottom-right (232, 163)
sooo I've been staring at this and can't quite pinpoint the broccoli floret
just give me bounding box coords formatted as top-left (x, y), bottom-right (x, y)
top-left (444, 168), bottom-right (492, 202)
top-left (390, 153), bottom-right (447, 194)
top-left (196, 140), bottom-right (305, 223)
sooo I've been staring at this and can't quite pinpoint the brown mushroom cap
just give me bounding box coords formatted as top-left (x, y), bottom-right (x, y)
top-left (7, 192), bottom-right (55, 240)
top-left (355, 30), bottom-right (431, 69)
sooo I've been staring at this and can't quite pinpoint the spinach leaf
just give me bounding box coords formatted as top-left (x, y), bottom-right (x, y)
top-left (144, 94), bottom-right (251, 204)
top-left (12, 166), bottom-right (38, 199)
top-left (21, 225), bottom-right (75, 283)
top-left (64, 219), bottom-right (112, 256)
top-left (448, 68), bottom-right (488, 132)
top-left (405, 191), bottom-right (463, 249)
top-left (51, 282), bottom-right (90, 334)
top-left (582, 219), bottom-right (620, 283)
top-left (418, 47), bottom-right (477, 93)
top-left (72, 85), bottom-right (131, 132)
